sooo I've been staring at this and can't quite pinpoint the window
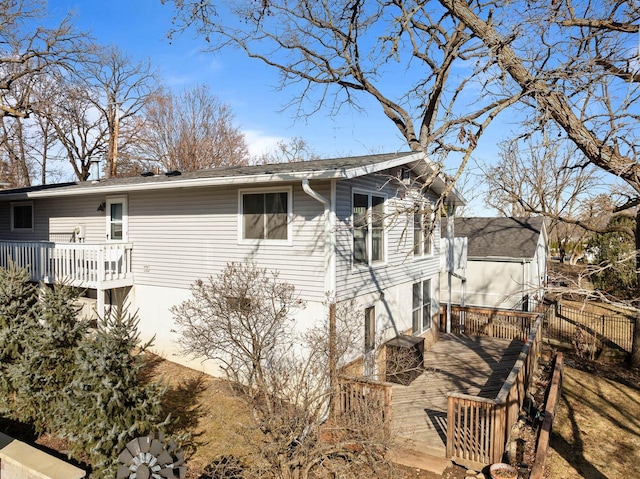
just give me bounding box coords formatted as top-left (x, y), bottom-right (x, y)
top-left (11, 202), bottom-right (33, 232)
top-left (364, 306), bottom-right (376, 353)
top-left (240, 189), bottom-right (291, 242)
top-left (353, 192), bottom-right (385, 265)
top-left (412, 279), bottom-right (432, 334)
top-left (413, 204), bottom-right (432, 257)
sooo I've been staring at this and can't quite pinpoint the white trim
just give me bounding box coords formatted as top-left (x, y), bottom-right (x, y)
top-left (10, 201), bottom-right (34, 232)
top-left (237, 186), bottom-right (293, 246)
top-left (106, 195), bottom-right (128, 242)
top-left (412, 278), bottom-right (433, 335)
top-left (412, 201), bottom-right (434, 260)
top-left (351, 188), bottom-right (388, 269)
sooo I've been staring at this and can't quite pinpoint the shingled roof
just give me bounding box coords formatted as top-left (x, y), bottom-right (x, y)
top-left (444, 217), bottom-right (546, 260)
top-left (0, 151), bottom-right (461, 200)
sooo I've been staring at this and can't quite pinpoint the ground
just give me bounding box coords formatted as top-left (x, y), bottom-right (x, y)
top-left (4, 323), bottom-right (639, 479)
top-left (137, 348), bottom-right (640, 479)
top-left (545, 353), bottom-right (640, 479)
top-left (139, 354), bottom-right (478, 479)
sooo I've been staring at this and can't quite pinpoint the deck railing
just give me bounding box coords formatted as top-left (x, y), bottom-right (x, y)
top-left (0, 240), bottom-right (134, 288)
top-left (445, 307), bottom-right (546, 464)
top-left (444, 304), bottom-right (537, 341)
top-left (335, 376), bottom-right (393, 433)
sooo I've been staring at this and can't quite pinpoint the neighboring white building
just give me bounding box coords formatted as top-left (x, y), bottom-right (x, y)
top-left (441, 217), bottom-right (548, 311)
top-left (0, 152), bottom-right (464, 374)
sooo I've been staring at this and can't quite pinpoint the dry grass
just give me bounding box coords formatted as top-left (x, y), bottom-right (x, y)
top-left (141, 354), bottom-right (260, 478)
top-left (546, 361), bottom-right (640, 479)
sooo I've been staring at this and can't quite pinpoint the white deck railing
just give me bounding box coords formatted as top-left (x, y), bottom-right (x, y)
top-left (0, 240), bottom-right (133, 289)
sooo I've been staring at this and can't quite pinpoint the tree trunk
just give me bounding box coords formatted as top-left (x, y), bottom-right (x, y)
top-left (631, 211), bottom-right (640, 368)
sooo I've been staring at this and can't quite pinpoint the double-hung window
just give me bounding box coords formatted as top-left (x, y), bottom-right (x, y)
top-left (240, 188), bottom-right (291, 242)
top-left (11, 201), bottom-right (33, 232)
top-left (353, 192), bottom-right (385, 265)
top-left (413, 203), bottom-right (432, 257)
top-left (412, 279), bottom-right (432, 334)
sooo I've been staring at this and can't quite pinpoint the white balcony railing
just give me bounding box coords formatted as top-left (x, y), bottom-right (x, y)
top-left (0, 240), bottom-right (134, 289)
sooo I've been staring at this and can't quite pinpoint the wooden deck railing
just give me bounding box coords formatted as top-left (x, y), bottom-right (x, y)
top-left (443, 304), bottom-right (537, 341)
top-left (445, 309), bottom-right (546, 464)
top-left (335, 376), bottom-right (393, 432)
top-left (0, 240), bottom-right (134, 289)
top-left (530, 353), bottom-right (564, 479)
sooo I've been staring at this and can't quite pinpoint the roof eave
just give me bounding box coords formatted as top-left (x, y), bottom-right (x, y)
top-left (408, 158), bottom-right (466, 206)
top-left (3, 170), bottom-right (345, 199)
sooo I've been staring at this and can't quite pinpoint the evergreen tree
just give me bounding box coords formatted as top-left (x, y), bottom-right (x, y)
top-left (9, 284), bottom-right (88, 432)
top-left (0, 263), bottom-right (39, 415)
top-left (59, 304), bottom-right (168, 478)
top-left (587, 214), bottom-right (637, 299)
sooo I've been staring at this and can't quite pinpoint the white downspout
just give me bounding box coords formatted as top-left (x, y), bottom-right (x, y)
top-left (302, 178), bottom-right (336, 427)
top-left (447, 213), bottom-right (454, 334)
top-left (301, 178), bottom-right (336, 299)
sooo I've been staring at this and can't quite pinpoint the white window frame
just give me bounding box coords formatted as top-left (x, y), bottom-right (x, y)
top-left (106, 195), bottom-right (128, 242)
top-left (412, 279), bottom-right (432, 335)
top-left (238, 186), bottom-right (293, 245)
top-left (352, 189), bottom-right (387, 266)
top-left (413, 202), bottom-right (433, 258)
top-left (10, 201), bottom-right (34, 232)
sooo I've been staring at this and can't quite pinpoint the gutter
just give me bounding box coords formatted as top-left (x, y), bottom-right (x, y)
top-left (301, 178), bottom-right (336, 299)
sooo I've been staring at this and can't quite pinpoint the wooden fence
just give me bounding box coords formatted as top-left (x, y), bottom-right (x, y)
top-left (545, 301), bottom-right (635, 354)
top-left (445, 309), bottom-right (546, 464)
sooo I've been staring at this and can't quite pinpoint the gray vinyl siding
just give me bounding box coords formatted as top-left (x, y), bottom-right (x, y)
top-left (334, 174), bottom-right (441, 301)
top-left (0, 195), bottom-right (106, 242)
top-left (127, 182), bottom-right (328, 301)
top-left (0, 183), bottom-right (328, 301)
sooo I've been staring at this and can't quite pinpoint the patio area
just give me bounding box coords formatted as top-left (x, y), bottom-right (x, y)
top-left (390, 334), bottom-right (525, 455)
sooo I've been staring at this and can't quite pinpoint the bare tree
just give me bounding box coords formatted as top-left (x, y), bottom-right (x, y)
top-left (138, 85), bottom-right (249, 173)
top-left (82, 46), bottom-right (158, 178)
top-left (33, 46), bottom-right (157, 181)
top-left (36, 76), bottom-right (108, 181)
top-left (166, 0), bottom-right (526, 212)
top-left (0, 0), bottom-right (91, 184)
top-left (0, 0), bottom-right (89, 120)
top-left (0, 116), bottom-right (33, 186)
top-left (171, 262), bottom-right (393, 479)
top-left (254, 137), bottom-right (319, 164)
top-left (483, 134), bottom-right (602, 263)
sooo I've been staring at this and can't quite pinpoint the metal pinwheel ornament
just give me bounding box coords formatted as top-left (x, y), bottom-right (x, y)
top-left (116, 433), bottom-right (186, 479)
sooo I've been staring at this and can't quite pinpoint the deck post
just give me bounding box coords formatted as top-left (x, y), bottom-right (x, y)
top-left (446, 396), bottom-right (455, 458)
top-left (97, 288), bottom-right (106, 319)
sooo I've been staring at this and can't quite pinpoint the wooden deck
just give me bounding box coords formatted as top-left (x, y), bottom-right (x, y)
top-left (390, 334), bottom-right (525, 455)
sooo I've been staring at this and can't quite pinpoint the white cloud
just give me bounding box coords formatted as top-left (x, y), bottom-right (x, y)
top-left (244, 129), bottom-right (287, 157)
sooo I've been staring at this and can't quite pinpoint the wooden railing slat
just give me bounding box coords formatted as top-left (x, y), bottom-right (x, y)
top-left (443, 309), bottom-right (545, 465)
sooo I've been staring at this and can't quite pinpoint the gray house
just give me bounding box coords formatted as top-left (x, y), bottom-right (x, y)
top-left (0, 152), bottom-right (464, 373)
top-left (441, 216), bottom-right (548, 311)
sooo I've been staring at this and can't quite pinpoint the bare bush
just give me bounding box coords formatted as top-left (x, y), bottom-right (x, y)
top-left (172, 262), bottom-right (395, 479)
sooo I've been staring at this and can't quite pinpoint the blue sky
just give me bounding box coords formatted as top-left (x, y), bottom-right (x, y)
top-left (45, 0), bottom-right (512, 215)
top-left (47, 0), bottom-right (421, 159)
